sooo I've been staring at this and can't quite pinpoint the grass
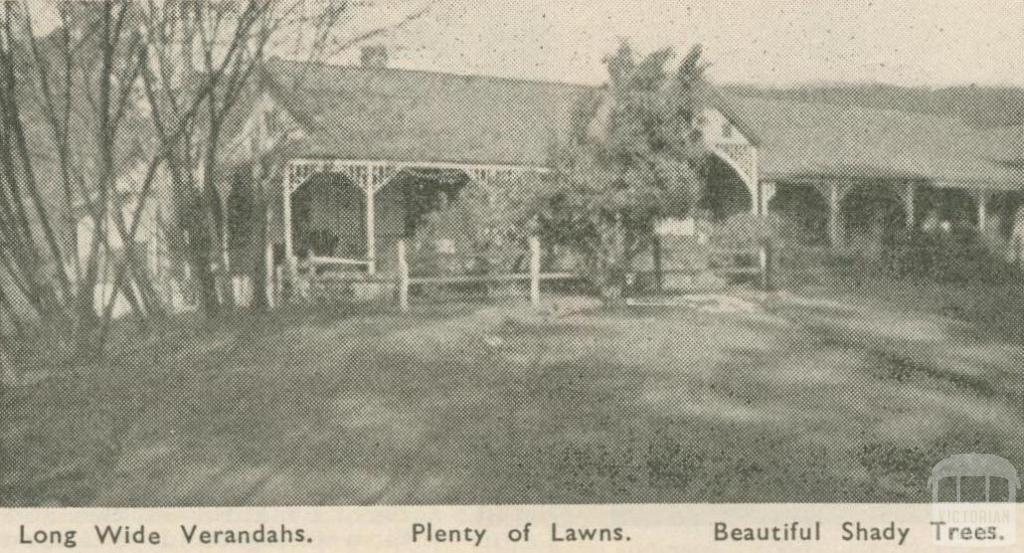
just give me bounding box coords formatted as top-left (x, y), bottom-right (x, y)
top-left (1, 284), bottom-right (1022, 506)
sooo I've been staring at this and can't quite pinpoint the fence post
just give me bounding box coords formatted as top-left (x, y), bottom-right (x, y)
top-left (398, 239), bottom-right (409, 312)
top-left (653, 236), bottom-right (663, 292)
top-left (759, 239), bottom-right (773, 291)
top-left (264, 240), bottom-right (275, 309)
top-left (530, 236), bottom-right (541, 307)
top-left (275, 265), bottom-right (284, 306)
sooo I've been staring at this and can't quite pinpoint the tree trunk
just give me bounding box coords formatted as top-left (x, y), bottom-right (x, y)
top-left (194, 233), bottom-right (221, 317)
top-left (250, 197), bottom-right (270, 311)
top-left (186, 193), bottom-right (222, 317)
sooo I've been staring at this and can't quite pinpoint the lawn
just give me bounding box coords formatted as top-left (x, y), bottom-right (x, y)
top-left (1, 288), bottom-right (1022, 506)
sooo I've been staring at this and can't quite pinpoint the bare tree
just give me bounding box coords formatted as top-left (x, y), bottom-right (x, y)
top-left (139, 0), bottom-right (433, 315)
top-left (0, 0), bottom-right (252, 345)
top-left (0, 0), bottom-right (434, 350)
top-left (0, 1), bottom-right (160, 350)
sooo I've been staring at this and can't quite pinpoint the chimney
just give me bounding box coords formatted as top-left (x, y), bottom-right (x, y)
top-left (360, 45), bottom-right (388, 68)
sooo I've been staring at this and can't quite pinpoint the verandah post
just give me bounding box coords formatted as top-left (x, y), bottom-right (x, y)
top-left (529, 236), bottom-right (541, 306)
top-left (828, 181), bottom-right (842, 247)
top-left (283, 165), bottom-right (296, 287)
top-left (759, 180), bottom-right (777, 216)
top-left (653, 236), bottom-right (663, 292)
top-left (975, 191), bottom-right (989, 231)
top-left (397, 239), bottom-right (409, 312)
top-left (902, 182), bottom-right (916, 229)
top-left (365, 167), bottom-right (377, 276)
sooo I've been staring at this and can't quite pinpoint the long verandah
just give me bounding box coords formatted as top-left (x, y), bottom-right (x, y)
top-left (278, 159), bottom-right (546, 283)
top-left (762, 178), bottom-right (1024, 249)
top-left (256, 157), bottom-right (1022, 307)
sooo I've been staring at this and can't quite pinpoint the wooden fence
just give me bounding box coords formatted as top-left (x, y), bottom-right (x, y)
top-left (285, 238), bottom-right (773, 310)
top-left (639, 240), bottom-right (773, 292)
top-left (396, 237), bottom-right (575, 311)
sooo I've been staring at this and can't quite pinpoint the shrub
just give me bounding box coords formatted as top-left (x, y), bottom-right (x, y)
top-left (888, 227), bottom-right (1016, 284)
top-left (303, 229), bottom-right (339, 257)
top-left (411, 173), bottom-right (543, 277)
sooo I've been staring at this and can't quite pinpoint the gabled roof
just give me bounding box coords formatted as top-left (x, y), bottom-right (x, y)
top-left (258, 58), bottom-right (1023, 190)
top-left (260, 58), bottom-right (588, 167)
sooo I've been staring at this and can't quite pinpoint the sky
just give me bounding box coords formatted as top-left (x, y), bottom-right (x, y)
top-left (27, 0), bottom-right (1024, 88)
top-left (338, 0), bottom-right (1024, 87)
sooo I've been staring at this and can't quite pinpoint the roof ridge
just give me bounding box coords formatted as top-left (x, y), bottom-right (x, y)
top-left (723, 91), bottom-right (971, 126)
top-left (263, 56), bottom-right (596, 91)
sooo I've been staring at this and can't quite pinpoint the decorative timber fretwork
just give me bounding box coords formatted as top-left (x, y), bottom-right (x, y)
top-left (282, 158), bottom-right (548, 279)
top-left (712, 143), bottom-right (759, 213)
top-left (285, 159), bottom-right (547, 196)
top-left (285, 159), bottom-right (400, 194)
top-left (714, 143), bottom-right (757, 183)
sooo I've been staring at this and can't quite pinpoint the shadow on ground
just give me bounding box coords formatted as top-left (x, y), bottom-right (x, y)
top-left (2, 295), bottom-right (1022, 505)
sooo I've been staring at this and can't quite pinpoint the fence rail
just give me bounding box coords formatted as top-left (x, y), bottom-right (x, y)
top-left (288, 238), bottom-right (772, 310)
top-left (299, 254), bottom-right (373, 271)
top-left (397, 237), bottom-right (577, 311)
top-left (650, 241), bottom-right (773, 290)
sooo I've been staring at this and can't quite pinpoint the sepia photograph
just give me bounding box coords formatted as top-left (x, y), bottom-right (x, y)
top-left (0, 0), bottom-right (1022, 509)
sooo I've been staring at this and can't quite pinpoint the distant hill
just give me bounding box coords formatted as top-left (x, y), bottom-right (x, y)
top-left (720, 83), bottom-right (1024, 128)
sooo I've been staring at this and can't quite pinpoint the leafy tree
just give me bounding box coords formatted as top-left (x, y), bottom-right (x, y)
top-left (539, 43), bottom-right (708, 298)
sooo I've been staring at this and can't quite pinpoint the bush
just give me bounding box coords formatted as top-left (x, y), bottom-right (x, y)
top-left (888, 227), bottom-right (1016, 284)
top-left (293, 228), bottom-right (339, 258)
top-left (411, 176), bottom-right (539, 277)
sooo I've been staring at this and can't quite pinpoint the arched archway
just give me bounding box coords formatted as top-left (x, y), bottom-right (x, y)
top-left (372, 168), bottom-right (471, 272)
top-left (766, 182), bottom-right (830, 245)
top-left (699, 154), bottom-right (754, 221)
top-left (914, 185), bottom-right (979, 229)
top-left (290, 172), bottom-right (365, 259)
top-left (840, 184), bottom-right (906, 256)
top-left (987, 191), bottom-right (1024, 240)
